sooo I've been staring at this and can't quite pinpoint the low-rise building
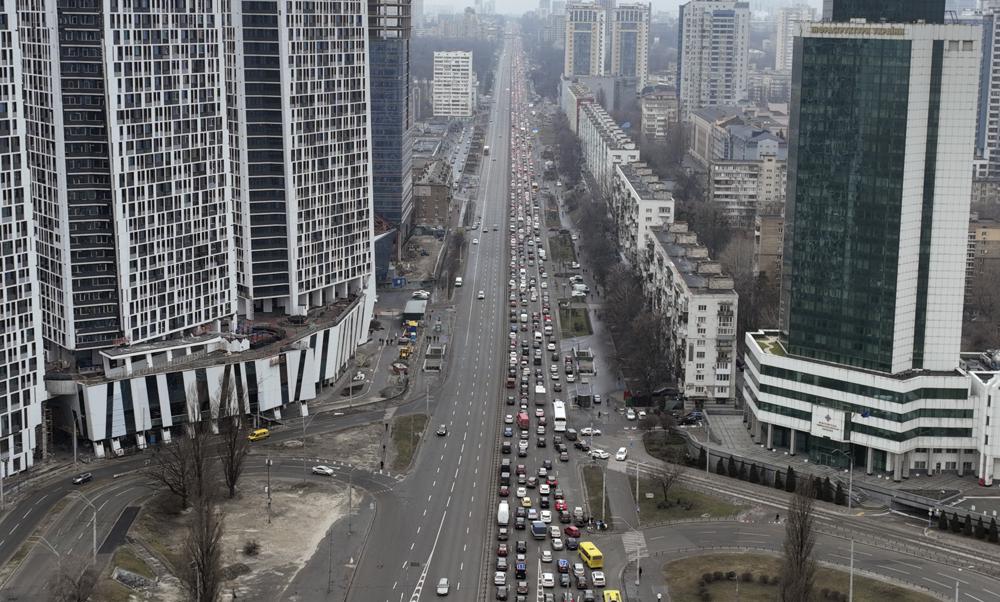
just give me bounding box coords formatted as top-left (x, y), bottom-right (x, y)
top-left (611, 162), bottom-right (675, 262)
top-left (412, 159), bottom-right (454, 228)
top-left (639, 85), bottom-right (679, 144)
top-left (578, 101), bottom-right (640, 196)
top-left (639, 224), bottom-right (738, 404)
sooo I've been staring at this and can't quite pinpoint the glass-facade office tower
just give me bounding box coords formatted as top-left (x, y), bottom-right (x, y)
top-left (225, 0), bottom-right (375, 317)
top-left (0, 1), bottom-right (44, 476)
top-left (564, 2), bottom-right (606, 77)
top-left (369, 0), bottom-right (414, 234)
top-left (19, 0), bottom-right (236, 364)
top-left (677, 0), bottom-right (750, 116)
top-left (781, 2), bottom-right (979, 373)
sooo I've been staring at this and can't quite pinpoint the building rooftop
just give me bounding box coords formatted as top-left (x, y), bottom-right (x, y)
top-left (690, 105), bottom-right (742, 124)
top-left (416, 159), bottom-right (452, 186)
top-left (617, 162), bottom-right (673, 200)
top-left (581, 102), bottom-right (636, 151)
top-left (650, 224), bottom-right (735, 294)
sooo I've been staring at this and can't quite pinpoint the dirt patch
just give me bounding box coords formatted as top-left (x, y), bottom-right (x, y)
top-left (255, 422), bottom-right (384, 471)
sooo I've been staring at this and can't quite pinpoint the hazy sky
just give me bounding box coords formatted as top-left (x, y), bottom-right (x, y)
top-left (428, 0), bottom-right (825, 19)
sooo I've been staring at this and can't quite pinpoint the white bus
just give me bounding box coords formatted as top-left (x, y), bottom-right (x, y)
top-left (552, 400), bottom-right (567, 432)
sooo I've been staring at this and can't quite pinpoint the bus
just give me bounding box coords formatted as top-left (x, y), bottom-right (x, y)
top-left (603, 591), bottom-right (623, 602)
top-left (578, 541), bottom-right (603, 569)
top-left (552, 400), bottom-right (567, 432)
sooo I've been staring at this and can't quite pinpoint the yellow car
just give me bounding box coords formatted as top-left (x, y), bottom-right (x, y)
top-left (521, 496), bottom-right (532, 508)
top-left (248, 428), bottom-right (270, 442)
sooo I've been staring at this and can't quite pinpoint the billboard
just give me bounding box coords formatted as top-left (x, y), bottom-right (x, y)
top-left (810, 407), bottom-right (845, 441)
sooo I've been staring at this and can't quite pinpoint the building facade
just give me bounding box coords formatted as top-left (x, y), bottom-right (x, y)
top-left (677, 0), bottom-right (750, 116)
top-left (610, 3), bottom-right (650, 90)
top-left (611, 162), bottom-right (675, 263)
top-left (639, 85), bottom-right (679, 143)
top-left (369, 0), bottom-right (414, 232)
top-left (709, 154), bottom-right (786, 228)
top-left (412, 159), bottom-right (454, 228)
top-left (577, 101), bottom-right (640, 196)
top-left (0, 2), bottom-right (44, 476)
top-left (564, 2), bottom-right (606, 77)
top-left (20, 0), bottom-right (237, 366)
top-left (775, 4), bottom-right (814, 73)
top-left (753, 206), bottom-right (784, 282)
top-left (967, 214), bottom-right (1000, 291)
top-left (432, 51), bottom-right (476, 118)
top-left (560, 80), bottom-right (596, 134)
top-left (640, 224), bottom-right (738, 404)
top-left (744, 3), bottom-right (998, 483)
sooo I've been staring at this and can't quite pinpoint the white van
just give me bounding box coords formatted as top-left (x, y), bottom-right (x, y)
top-left (543, 324), bottom-right (553, 336)
top-left (497, 501), bottom-right (510, 526)
top-left (538, 249), bottom-right (546, 261)
top-left (455, 277), bottom-right (463, 287)
top-left (533, 331), bottom-right (543, 342)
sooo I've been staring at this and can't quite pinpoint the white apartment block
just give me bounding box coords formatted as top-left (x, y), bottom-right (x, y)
top-left (0, 3), bottom-right (44, 476)
top-left (677, 0), bottom-right (750, 116)
top-left (19, 0), bottom-right (237, 366)
top-left (775, 4), bottom-right (814, 73)
top-left (564, 2), bottom-right (606, 77)
top-left (709, 154), bottom-right (786, 228)
top-left (225, 0), bottom-right (376, 319)
top-left (577, 102), bottom-right (640, 197)
top-left (640, 224), bottom-right (738, 404)
top-left (611, 162), bottom-right (675, 263)
top-left (610, 3), bottom-right (651, 90)
top-left (639, 87), bottom-right (679, 144)
top-left (560, 79), bottom-right (595, 134)
top-left (432, 51), bottom-right (476, 118)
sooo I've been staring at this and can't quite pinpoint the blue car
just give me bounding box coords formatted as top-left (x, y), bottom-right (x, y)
top-left (557, 559), bottom-right (570, 574)
top-left (504, 427), bottom-right (514, 437)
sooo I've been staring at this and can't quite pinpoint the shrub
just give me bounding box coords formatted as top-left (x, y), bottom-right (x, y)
top-left (712, 571), bottom-right (724, 582)
top-left (243, 539), bottom-right (261, 556)
top-left (758, 574), bottom-right (769, 585)
top-left (740, 571), bottom-right (753, 583)
top-left (698, 591), bottom-right (712, 601)
top-left (773, 470), bottom-right (783, 490)
top-left (726, 571), bottom-right (737, 581)
top-left (701, 573), bottom-right (712, 583)
top-left (821, 588), bottom-right (830, 598)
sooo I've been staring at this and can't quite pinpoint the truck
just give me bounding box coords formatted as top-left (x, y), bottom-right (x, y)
top-left (498, 501), bottom-right (510, 526)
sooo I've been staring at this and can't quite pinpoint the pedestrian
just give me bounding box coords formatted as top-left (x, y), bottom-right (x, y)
top-left (639, 567), bottom-right (643, 577)
top-left (775, 512), bottom-right (780, 522)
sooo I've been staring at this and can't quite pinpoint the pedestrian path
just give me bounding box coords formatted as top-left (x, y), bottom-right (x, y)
top-left (621, 529), bottom-right (648, 558)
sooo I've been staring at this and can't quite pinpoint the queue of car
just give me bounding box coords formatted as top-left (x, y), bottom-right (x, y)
top-left (488, 42), bottom-right (619, 602)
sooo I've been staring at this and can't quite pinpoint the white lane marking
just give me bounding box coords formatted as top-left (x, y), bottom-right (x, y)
top-left (407, 509), bottom-right (449, 602)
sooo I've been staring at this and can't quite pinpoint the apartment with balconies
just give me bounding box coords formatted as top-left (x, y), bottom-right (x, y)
top-left (611, 162), bottom-right (674, 263)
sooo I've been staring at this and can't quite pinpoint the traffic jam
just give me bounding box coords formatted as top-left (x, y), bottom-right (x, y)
top-left (490, 39), bottom-right (621, 602)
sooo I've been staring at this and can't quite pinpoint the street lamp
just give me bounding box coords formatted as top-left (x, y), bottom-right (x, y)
top-left (35, 535), bottom-right (62, 573)
top-left (830, 447), bottom-right (854, 510)
top-left (71, 491), bottom-right (97, 564)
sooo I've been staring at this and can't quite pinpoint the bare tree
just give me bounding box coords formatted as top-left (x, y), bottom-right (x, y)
top-left (603, 265), bottom-right (645, 337)
top-left (49, 562), bottom-right (98, 602)
top-left (658, 461), bottom-right (684, 502)
top-left (184, 495), bottom-right (225, 602)
top-left (219, 413), bottom-right (251, 499)
top-left (780, 479), bottom-right (817, 602)
top-left (147, 430), bottom-right (195, 508)
top-left (622, 311), bottom-right (673, 397)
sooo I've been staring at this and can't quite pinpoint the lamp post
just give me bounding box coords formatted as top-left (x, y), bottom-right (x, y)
top-left (72, 491), bottom-right (97, 564)
top-left (611, 515), bottom-right (641, 586)
top-left (831, 447), bottom-right (854, 509)
top-left (36, 535), bottom-right (62, 573)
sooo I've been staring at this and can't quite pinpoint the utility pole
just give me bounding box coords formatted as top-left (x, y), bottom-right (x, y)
top-left (266, 457), bottom-right (272, 524)
top-left (849, 539), bottom-right (854, 602)
top-left (601, 466), bottom-right (606, 523)
top-left (348, 470), bottom-right (353, 534)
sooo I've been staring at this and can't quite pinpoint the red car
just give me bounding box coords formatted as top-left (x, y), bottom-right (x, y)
top-left (546, 476), bottom-right (558, 487)
top-left (497, 543), bottom-right (508, 557)
top-left (564, 525), bottom-right (581, 538)
top-left (499, 486), bottom-right (510, 497)
top-left (554, 500), bottom-right (568, 511)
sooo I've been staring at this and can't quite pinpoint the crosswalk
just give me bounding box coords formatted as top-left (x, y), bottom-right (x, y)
top-left (621, 530), bottom-right (648, 558)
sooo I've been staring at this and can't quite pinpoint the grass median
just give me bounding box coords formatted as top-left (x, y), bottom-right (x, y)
top-left (663, 553), bottom-right (938, 602)
top-left (627, 473), bottom-right (742, 522)
top-left (581, 465), bottom-right (613, 530)
top-left (391, 413), bottom-right (428, 472)
top-left (549, 234), bottom-right (576, 265)
top-left (558, 306), bottom-right (592, 338)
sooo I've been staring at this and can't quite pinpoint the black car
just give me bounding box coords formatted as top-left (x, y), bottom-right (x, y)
top-left (498, 527), bottom-right (509, 541)
top-left (565, 429), bottom-right (577, 441)
top-left (496, 585), bottom-right (509, 600)
top-left (574, 441), bottom-right (590, 452)
top-left (565, 537), bottom-right (578, 550)
top-left (516, 540), bottom-right (527, 554)
top-left (559, 510), bottom-right (572, 523)
top-left (515, 506), bottom-right (527, 519)
top-left (507, 396), bottom-right (516, 405)
top-left (502, 441), bottom-right (512, 454)
top-left (515, 517), bottom-right (526, 530)
top-left (542, 459), bottom-right (553, 470)
top-left (575, 574), bottom-right (587, 589)
top-left (539, 496), bottom-right (550, 509)
top-left (536, 438), bottom-right (546, 447)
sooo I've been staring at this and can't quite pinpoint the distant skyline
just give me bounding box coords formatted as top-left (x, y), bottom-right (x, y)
top-left (425, 0), bottom-right (824, 19)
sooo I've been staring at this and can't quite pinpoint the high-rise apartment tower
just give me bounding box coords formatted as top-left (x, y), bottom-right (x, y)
top-left (678, 0), bottom-right (750, 116)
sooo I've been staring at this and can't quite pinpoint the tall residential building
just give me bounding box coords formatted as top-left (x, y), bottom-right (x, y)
top-left (639, 86), bottom-right (679, 143)
top-left (432, 51), bottom-right (476, 118)
top-left (564, 2), bottom-right (606, 77)
top-left (20, 0), bottom-right (237, 365)
top-left (369, 0), bottom-right (414, 234)
top-left (0, 3), bottom-right (44, 476)
top-left (677, 0), bottom-right (750, 116)
top-left (775, 4), bottom-right (814, 73)
top-left (225, 0), bottom-right (375, 318)
top-left (743, 0), bottom-right (992, 481)
top-left (610, 3), bottom-right (651, 89)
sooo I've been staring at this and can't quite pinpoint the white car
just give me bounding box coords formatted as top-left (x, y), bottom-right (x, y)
top-left (478, 290), bottom-right (486, 299)
top-left (516, 486), bottom-right (527, 498)
top-left (551, 537), bottom-right (564, 550)
top-left (540, 510), bottom-right (552, 523)
top-left (473, 238), bottom-right (479, 245)
top-left (626, 409), bottom-right (636, 420)
top-left (547, 342), bottom-right (556, 351)
top-left (494, 571), bottom-right (506, 586)
top-left (573, 563), bottom-right (585, 577)
top-left (541, 573), bottom-right (555, 588)
top-left (566, 373), bottom-right (575, 383)
top-left (436, 577), bottom-right (450, 595)
top-left (589, 449), bottom-right (610, 460)
top-left (412, 290), bottom-right (431, 300)
top-left (541, 550), bottom-right (553, 563)
top-left (591, 571), bottom-right (605, 587)
top-left (580, 427), bottom-right (601, 436)
top-left (615, 447), bottom-right (628, 461)
top-left (594, 394), bottom-right (602, 405)
top-left (311, 465), bottom-right (335, 476)
top-left (638, 410), bottom-right (647, 419)
top-left (539, 483), bottom-right (550, 495)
